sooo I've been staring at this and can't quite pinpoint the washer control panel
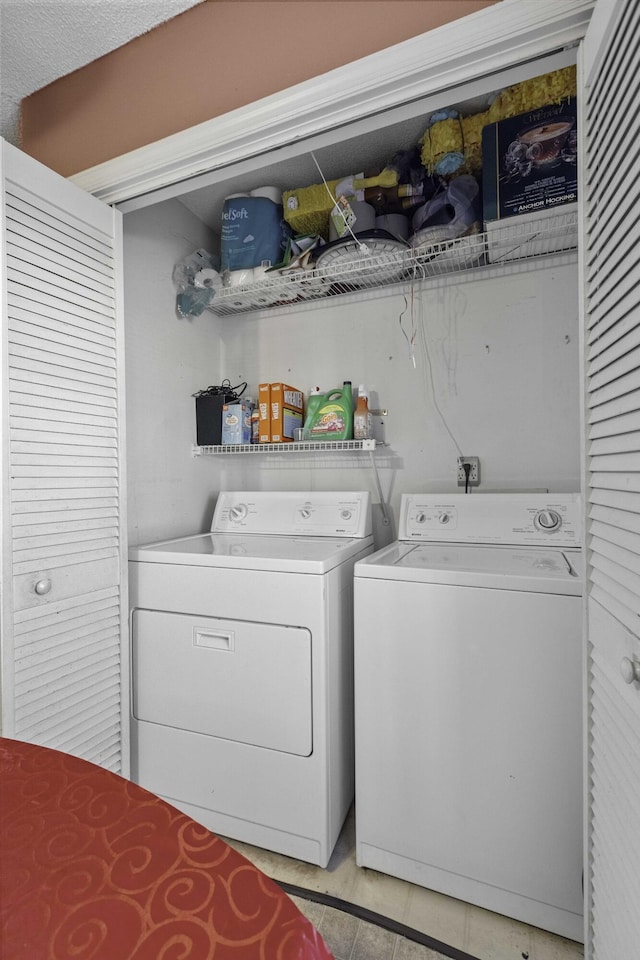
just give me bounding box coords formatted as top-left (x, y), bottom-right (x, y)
top-left (212, 491), bottom-right (372, 538)
top-left (401, 493), bottom-right (581, 546)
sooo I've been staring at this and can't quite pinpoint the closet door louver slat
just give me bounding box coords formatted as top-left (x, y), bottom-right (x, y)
top-left (588, 386), bottom-right (640, 424)
top-left (589, 408), bottom-right (640, 437)
top-left (587, 320), bottom-right (640, 373)
top-left (6, 213), bottom-right (114, 277)
top-left (6, 186), bottom-right (114, 256)
top-left (587, 340), bottom-right (640, 393)
top-left (9, 309), bottom-right (117, 357)
top-left (1, 142), bottom-right (127, 774)
top-left (588, 366), bottom-right (640, 410)
top-left (583, 1), bottom-right (640, 956)
top-left (587, 282), bottom-right (640, 349)
top-left (8, 290), bottom-right (116, 341)
top-left (587, 600), bottom-right (640, 957)
top-left (589, 429), bottom-right (640, 456)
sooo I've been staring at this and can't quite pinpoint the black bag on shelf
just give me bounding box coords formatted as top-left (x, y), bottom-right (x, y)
top-left (193, 380), bottom-right (247, 445)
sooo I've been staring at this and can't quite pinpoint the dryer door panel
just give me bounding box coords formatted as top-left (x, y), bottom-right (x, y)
top-left (132, 609), bottom-right (312, 756)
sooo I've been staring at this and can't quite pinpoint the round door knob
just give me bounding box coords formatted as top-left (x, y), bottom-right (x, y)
top-left (34, 578), bottom-right (52, 596)
top-left (620, 657), bottom-right (640, 684)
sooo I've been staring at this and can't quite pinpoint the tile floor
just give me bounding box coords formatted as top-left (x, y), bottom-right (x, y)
top-left (221, 807), bottom-right (584, 960)
top-left (288, 893), bottom-right (460, 960)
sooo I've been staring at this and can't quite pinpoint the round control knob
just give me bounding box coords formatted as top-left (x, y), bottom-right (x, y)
top-left (620, 657), bottom-right (640, 685)
top-left (341, 509), bottom-right (352, 521)
top-left (535, 509), bottom-right (562, 532)
top-left (229, 504), bottom-right (248, 522)
top-left (34, 578), bottom-right (52, 596)
top-left (415, 512), bottom-right (426, 524)
top-left (299, 504), bottom-right (312, 520)
top-left (438, 512), bottom-right (451, 525)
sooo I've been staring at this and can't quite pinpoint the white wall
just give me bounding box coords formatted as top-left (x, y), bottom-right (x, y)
top-left (124, 198), bottom-right (580, 549)
top-left (124, 200), bottom-right (225, 546)
top-left (214, 259), bottom-right (581, 543)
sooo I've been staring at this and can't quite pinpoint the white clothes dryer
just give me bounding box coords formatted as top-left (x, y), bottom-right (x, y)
top-left (354, 493), bottom-right (583, 942)
top-left (129, 490), bottom-right (373, 867)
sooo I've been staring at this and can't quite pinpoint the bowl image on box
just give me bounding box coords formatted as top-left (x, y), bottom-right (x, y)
top-left (517, 118), bottom-right (575, 168)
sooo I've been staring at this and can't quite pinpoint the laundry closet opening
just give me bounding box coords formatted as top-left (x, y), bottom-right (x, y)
top-left (120, 43), bottom-right (581, 551)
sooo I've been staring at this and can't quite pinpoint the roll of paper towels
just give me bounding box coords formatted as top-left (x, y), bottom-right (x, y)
top-left (250, 186), bottom-right (281, 204)
top-left (227, 269), bottom-right (253, 287)
top-left (253, 264), bottom-right (272, 281)
top-left (193, 267), bottom-right (222, 291)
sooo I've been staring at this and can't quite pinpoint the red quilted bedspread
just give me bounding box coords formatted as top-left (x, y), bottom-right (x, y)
top-left (0, 738), bottom-right (333, 960)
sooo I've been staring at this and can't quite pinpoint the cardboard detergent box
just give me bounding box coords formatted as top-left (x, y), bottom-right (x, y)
top-left (221, 400), bottom-right (254, 444)
top-left (482, 97), bottom-right (578, 223)
top-left (258, 383), bottom-right (271, 443)
top-left (270, 383), bottom-right (304, 442)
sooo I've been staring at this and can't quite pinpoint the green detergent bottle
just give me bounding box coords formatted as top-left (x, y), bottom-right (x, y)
top-left (303, 381), bottom-right (353, 441)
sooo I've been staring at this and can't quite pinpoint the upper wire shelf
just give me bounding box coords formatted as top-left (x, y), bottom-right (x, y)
top-left (208, 208), bottom-right (578, 317)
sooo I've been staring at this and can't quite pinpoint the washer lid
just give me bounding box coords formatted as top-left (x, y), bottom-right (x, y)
top-left (129, 532), bottom-right (373, 573)
top-left (354, 542), bottom-right (582, 595)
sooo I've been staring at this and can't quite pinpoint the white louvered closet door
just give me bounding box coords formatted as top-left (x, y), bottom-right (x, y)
top-left (582, 0), bottom-right (640, 956)
top-left (0, 141), bottom-right (128, 774)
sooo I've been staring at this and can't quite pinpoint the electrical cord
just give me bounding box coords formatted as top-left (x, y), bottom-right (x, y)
top-left (462, 459), bottom-right (472, 494)
top-left (415, 291), bottom-right (464, 460)
top-left (414, 285), bottom-right (479, 495)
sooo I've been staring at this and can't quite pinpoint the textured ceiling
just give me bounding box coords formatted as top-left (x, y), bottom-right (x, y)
top-left (0, 0), bottom-right (203, 145)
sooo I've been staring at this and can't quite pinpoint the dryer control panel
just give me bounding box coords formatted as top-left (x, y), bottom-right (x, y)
top-left (400, 493), bottom-right (581, 546)
top-left (212, 490), bottom-right (372, 538)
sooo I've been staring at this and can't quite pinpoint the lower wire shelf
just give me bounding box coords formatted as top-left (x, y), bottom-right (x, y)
top-left (192, 438), bottom-right (391, 525)
top-left (192, 439), bottom-right (379, 455)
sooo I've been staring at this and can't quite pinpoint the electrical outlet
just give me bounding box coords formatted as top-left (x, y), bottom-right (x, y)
top-left (457, 456), bottom-right (480, 486)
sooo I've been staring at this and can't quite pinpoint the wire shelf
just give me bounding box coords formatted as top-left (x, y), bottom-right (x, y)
top-left (207, 208), bottom-right (578, 317)
top-left (193, 439), bottom-right (380, 456)
top-left (193, 440), bottom-right (384, 457)
top-left (192, 439), bottom-right (391, 524)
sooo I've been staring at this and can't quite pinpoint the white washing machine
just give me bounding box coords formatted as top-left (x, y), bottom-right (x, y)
top-left (354, 493), bottom-right (583, 942)
top-left (129, 490), bottom-right (373, 867)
